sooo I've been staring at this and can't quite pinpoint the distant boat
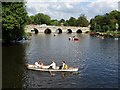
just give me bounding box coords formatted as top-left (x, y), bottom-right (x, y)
top-left (115, 38), bottom-right (118, 40)
top-left (68, 37), bottom-right (72, 40)
top-left (101, 37), bottom-right (104, 39)
top-left (54, 34), bottom-right (57, 36)
top-left (69, 36), bottom-right (79, 41)
top-left (73, 37), bottom-right (79, 41)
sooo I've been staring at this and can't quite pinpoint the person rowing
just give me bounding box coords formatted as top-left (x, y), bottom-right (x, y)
top-left (49, 61), bottom-right (57, 69)
top-left (69, 37), bottom-right (72, 40)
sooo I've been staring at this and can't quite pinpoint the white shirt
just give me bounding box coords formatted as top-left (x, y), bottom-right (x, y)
top-left (62, 63), bottom-right (65, 69)
top-left (50, 62), bottom-right (56, 69)
top-left (35, 62), bottom-right (40, 67)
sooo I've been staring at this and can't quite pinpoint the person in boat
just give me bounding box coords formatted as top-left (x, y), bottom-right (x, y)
top-left (62, 61), bottom-right (68, 69)
top-left (69, 37), bottom-right (72, 40)
top-left (49, 61), bottom-right (57, 69)
top-left (54, 34), bottom-right (57, 36)
top-left (35, 61), bottom-right (40, 68)
top-left (38, 61), bottom-right (44, 68)
top-left (72, 36), bottom-right (76, 40)
top-left (59, 60), bottom-right (68, 69)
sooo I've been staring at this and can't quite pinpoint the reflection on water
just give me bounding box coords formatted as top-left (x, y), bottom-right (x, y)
top-left (2, 43), bottom-right (27, 88)
top-left (2, 33), bottom-right (119, 88)
top-left (25, 70), bottom-right (80, 88)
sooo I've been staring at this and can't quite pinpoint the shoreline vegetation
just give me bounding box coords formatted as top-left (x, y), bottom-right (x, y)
top-left (88, 10), bottom-right (120, 38)
top-left (86, 31), bottom-right (120, 38)
top-left (2, 2), bottom-right (28, 44)
top-left (2, 2), bottom-right (120, 44)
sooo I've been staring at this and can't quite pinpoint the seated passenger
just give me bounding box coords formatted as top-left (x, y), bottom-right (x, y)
top-left (38, 61), bottom-right (44, 68)
top-left (35, 61), bottom-right (40, 68)
top-left (62, 61), bottom-right (68, 69)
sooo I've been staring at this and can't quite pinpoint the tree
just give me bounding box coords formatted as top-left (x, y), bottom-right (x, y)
top-left (90, 10), bottom-right (120, 32)
top-left (68, 17), bottom-right (76, 26)
top-left (2, 2), bottom-right (28, 43)
top-left (64, 20), bottom-right (69, 26)
top-left (27, 15), bottom-right (34, 24)
top-left (30, 13), bottom-right (51, 25)
top-left (0, 3), bottom-right (1, 23)
top-left (59, 19), bottom-right (65, 26)
top-left (76, 14), bottom-right (89, 27)
top-left (59, 19), bottom-right (65, 23)
top-left (51, 19), bottom-right (60, 26)
top-left (108, 10), bottom-right (119, 31)
top-left (90, 18), bottom-right (96, 31)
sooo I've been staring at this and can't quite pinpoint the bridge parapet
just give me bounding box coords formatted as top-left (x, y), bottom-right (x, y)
top-left (25, 25), bottom-right (90, 33)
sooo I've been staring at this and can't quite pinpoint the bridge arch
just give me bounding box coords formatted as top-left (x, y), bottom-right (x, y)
top-left (76, 29), bottom-right (82, 33)
top-left (44, 28), bottom-right (52, 34)
top-left (56, 28), bottom-right (62, 34)
top-left (67, 29), bottom-right (72, 33)
top-left (34, 28), bottom-right (39, 34)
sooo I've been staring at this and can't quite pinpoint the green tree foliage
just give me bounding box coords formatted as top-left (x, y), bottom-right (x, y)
top-left (76, 14), bottom-right (89, 27)
top-left (51, 19), bottom-right (60, 26)
top-left (2, 2), bottom-right (28, 43)
top-left (90, 10), bottom-right (120, 32)
top-left (59, 18), bottom-right (66, 26)
top-left (0, 3), bottom-right (1, 23)
top-left (68, 17), bottom-right (77, 26)
top-left (64, 20), bottom-right (69, 26)
top-left (90, 19), bottom-right (95, 31)
top-left (28, 13), bottom-right (89, 27)
top-left (29, 13), bottom-right (51, 25)
top-left (27, 15), bottom-right (34, 24)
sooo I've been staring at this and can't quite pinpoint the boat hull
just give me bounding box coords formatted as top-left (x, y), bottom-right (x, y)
top-left (26, 64), bottom-right (78, 72)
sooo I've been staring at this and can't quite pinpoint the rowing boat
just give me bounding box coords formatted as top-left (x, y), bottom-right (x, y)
top-left (73, 37), bottom-right (79, 41)
top-left (26, 64), bottom-right (79, 72)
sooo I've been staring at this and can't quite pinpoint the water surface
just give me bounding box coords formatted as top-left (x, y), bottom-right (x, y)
top-left (2, 33), bottom-right (119, 88)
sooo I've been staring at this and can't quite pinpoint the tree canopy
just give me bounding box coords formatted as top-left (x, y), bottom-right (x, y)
top-left (29, 13), bottom-right (51, 25)
top-left (68, 17), bottom-right (77, 26)
top-left (51, 19), bottom-right (60, 26)
top-left (90, 10), bottom-right (120, 32)
top-left (28, 13), bottom-right (89, 27)
top-left (76, 14), bottom-right (89, 27)
top-left (2, 2), bottom-right (28, 43)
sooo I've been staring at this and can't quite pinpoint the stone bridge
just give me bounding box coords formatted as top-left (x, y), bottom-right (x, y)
top-left (25, 25), bottom-right (90, 33)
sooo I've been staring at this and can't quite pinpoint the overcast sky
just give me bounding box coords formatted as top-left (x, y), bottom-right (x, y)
top-left (26, 0), bottom-right (120, 20)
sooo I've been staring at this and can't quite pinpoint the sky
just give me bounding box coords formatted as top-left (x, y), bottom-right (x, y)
top-left (25, 0), bottom-right (120, 21)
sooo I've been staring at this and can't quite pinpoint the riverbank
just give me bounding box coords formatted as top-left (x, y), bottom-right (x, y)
top-left (87, 31), bottom-right (120, 38)
top-left (2, 32), bottom-right (32, 45)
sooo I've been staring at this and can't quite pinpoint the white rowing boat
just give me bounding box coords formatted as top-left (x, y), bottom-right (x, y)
top-left (26, 64), bottom-right (79, 72)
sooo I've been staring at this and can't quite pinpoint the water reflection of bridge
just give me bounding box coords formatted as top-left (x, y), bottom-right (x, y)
top-left (25, 25), bottom-right (90, 33)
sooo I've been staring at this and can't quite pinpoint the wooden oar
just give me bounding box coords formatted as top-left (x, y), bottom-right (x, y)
top-left (49, 70), bottom-right (55, 76)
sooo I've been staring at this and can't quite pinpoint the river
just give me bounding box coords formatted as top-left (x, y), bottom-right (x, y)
top-left (2, 33), bottom-right (119, 88)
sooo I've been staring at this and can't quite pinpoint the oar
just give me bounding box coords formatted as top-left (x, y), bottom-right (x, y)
top-left (49, 71), bottom-right (52, 75)
top-left (49, 71), bottom-right (55, 76)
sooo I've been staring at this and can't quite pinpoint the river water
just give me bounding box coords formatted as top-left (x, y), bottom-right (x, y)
top-left (2, 33), bottom-right (119, 88)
